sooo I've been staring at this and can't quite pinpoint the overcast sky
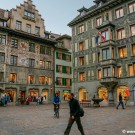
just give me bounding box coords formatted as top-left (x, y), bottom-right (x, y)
top-left (0, 0), bottom-right (94, 35)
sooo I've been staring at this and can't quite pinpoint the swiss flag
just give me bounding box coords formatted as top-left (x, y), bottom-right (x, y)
top-left (126, 89), bottom-right (130, 97)
top-left (98, 31), bottom-right (106, 42)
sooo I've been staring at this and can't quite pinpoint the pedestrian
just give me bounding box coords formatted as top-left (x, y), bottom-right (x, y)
top-left (64, 93), bottom-right (85, 135)
top-left (116, 92), bottom-right (125, 109)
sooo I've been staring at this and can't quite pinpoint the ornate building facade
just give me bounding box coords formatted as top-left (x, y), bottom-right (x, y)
top-left (68, 0), bottom-right (135, 106)
top-left (0, 0), bottom-right (56, 102)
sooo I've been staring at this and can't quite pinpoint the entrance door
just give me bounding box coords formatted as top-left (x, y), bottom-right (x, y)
top-left (79, 88), bottom-right (87, 101)
top-left (20, 91), bottom-right (26, 100)
top-left (42, 91), bottom-right (48, 101)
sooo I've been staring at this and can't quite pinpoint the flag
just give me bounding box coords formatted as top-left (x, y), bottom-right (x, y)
top-left (98, 31), bottom-right (106, 42)
top-left (126, 89), bottom-right (130, 97)
top-left (95, 36), bottom-right (99, 44)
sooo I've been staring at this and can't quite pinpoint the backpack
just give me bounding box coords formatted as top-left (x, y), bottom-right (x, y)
top-left (79, 107), bottom-right (84, 117)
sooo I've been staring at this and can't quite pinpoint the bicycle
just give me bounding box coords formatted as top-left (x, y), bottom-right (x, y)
top-left (54, 103), bottom-right (59, 118)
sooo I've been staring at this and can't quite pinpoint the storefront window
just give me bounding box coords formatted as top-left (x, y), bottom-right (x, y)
top-left (78, 88), bottom-right (87, 101)
top-left (117, 86), bottom-right (129, 102)
top-left (63, 90), bottom-right (71, 101)
top-left (98, 87), bottom-right (108, 102)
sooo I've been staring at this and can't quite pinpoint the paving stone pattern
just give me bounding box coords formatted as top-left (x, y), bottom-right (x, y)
top-left (0, 104), bottom-right (135, 135)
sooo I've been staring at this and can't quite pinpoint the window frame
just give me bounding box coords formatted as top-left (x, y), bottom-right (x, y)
top-left (115, 8), bottom-right (124, 19)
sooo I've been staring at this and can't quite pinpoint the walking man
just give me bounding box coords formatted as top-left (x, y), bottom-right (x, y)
top-left (64, 93), bottom-right (85, 135)
top-left (116, 92), bottom-right (125, 109)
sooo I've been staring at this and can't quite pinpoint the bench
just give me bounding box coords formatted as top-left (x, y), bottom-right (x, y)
top-left (80, 100), bottom-right (91, 107)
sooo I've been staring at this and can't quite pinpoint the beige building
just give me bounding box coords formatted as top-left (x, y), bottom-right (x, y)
top-left (0, 0), bottom-right (56, 102)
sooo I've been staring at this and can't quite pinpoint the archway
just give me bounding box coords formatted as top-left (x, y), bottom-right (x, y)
top-left (116, 85), bottom-right (129, 103)
top-left (98, 87), bottom-right (108, 102)
top-left (78, 88), bottom-right (87, 101)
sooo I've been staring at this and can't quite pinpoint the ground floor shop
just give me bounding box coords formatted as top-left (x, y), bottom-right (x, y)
top-left (74, 79), bottom-right (135, 106)
top-left (0, 85), bottom-right (52, 103)
top-left (55, 87), bottom-right (72, 101)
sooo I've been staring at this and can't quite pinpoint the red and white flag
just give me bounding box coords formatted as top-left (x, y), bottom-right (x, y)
top-left (98, 31), bottom-right (106, 42)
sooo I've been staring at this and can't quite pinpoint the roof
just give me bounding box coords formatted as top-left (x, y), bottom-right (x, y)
top-left (77, 6), bottom-right (88, 13)
top-left (56, 34), bottom-right (71, 40)
top-left (68, 0), bottom-right (121, 27)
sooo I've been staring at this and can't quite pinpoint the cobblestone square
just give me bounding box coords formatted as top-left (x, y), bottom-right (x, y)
top-left (0, 104), bottom-right (135, 135)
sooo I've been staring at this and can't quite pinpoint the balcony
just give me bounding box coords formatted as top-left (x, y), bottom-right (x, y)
top-left (100, 77), bottom-right (118, 87)
top-left (98, 40), bottom-right (115, 48)
top-left (100, 59), bottom-right (116, 66)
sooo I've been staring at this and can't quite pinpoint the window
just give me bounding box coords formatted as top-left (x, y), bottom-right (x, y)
top-left (46, 47), bottom-right (51, 55)
top-left (66, 54), bottom-right (71, 61)
top-left (29, 43), bottom-right (35, 52)
top-left (45, 77), bottom-right (52, 85)
top-left (79, 72), bottom-right (85, 81)
top-left (29, 59), bottom-right (35, 67)
top-left (96, 17), bottom-right (102, 26)
top-left (98, 69), bottom-right (101, 80)
top-left (98, 53), bottom-right (101, 62)
top-left (40, 46), bottom-right (45, 54)
top-left (46, 61), bottom-right (51, 69)
top-left (128, 65), bottom-right (134, 76)
top-left (102, 48), bottom-right (110, 60)
top-left (16, 21), bottom-right (22, 30)
top-left (117, 29), bottom-right (125, 40)
top-left (0, 34), bottom-right (6, 45)
top-left (117, 67), bottom-right (122, 78)
top-left (56, 77), bottom-right (62, 85)
top-left (0, 20), bottom-right (6, 27)
top-left (0, 52), bottom-right (5, 62)
top-left (39, 76), bottom-right (45, 85)
top-left (10, 73), bottom-right (17, 83)
top-left (26, 24), bottom-right (31, 33)
top-left (56, 52), bottom-right (62, 59)
top-left (24, 10), bottom-right (35, 19)
top-left (130, 25), bottom-right (135, 36)
top-left (66, 66), bottom-right (70, 74)
top-left (39, 61), bottom-right (45, 69)
top-left (116, 8), bottom-right (124, 19)
top-left (132, 44), bottom-right (135, 56)
top-left (0, 72), bottom-right (4, 82)
top-left (35, 27), bottom-right (40, 35)
top-left (118, 47), bottom-right (127, 58)
top-left (11, 39), bottom-right (18, 48)
top-left (10, 55), bottom-right (17, 66)
top-left (103, 67), bottom-right (111, 77)
top-left (79, 42), bottom-right (84, 51)
top-left (66, 78), bottom-right (70, 87)
top-left (28, 75), bottom-right (34, 84)
top-left (56, 65), bottom-right (62, 73)
top-left (113, 67), bottom-right (115, 77)
top-left (79, 25), bottom-right (84, 34)
top-left (79, 57), bottom-right (84, 66)
top-left (102, 30), bottom-right (109, 40)
top-left (129, 2), bottom-right (135, 13)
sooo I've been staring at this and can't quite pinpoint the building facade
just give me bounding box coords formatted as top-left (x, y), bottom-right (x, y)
top-left (68, 0), bottom-right (135, 106)
top-left (54, 35), bottom-right (72, 101)
top-left (0, 0), bottom-right (56, 102)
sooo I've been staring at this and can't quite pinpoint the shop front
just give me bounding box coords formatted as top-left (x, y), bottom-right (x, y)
top-left (116, 85), bottom-right (129, 104)
top-left (63, 90), bottom-right (71, 101)
top-left (98, 87), bottom-right (108, 102)
top-left (78, 88), bottom-right (87, 101)
top-left (5, 88), bottom-right (17, 102)
top-left (42, 88), bottom-right (49, 102)
top-left (29, 89), bottom-right (39, 102)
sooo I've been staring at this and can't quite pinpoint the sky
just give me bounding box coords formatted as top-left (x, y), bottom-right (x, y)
top-left (0, 0), bottom-right (94, 35)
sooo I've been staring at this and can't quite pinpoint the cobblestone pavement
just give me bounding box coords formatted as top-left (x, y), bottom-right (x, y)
top-left (0, 104), bottom-right (135, 135)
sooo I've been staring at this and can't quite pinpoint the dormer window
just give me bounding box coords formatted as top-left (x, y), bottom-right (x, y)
top-left (24, 10), bottom-right (35, 19)
top-left (77, 6), bottom-right (88, 16)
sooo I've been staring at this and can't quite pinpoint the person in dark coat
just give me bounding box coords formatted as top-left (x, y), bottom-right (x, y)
top-left (116, 92), bottom-right (125, 109)
top-left (64, 93), bottom-right (85, 135)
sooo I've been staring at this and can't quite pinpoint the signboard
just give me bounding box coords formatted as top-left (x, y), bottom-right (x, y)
top-left (63, 90), bottom-right (71, 93)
